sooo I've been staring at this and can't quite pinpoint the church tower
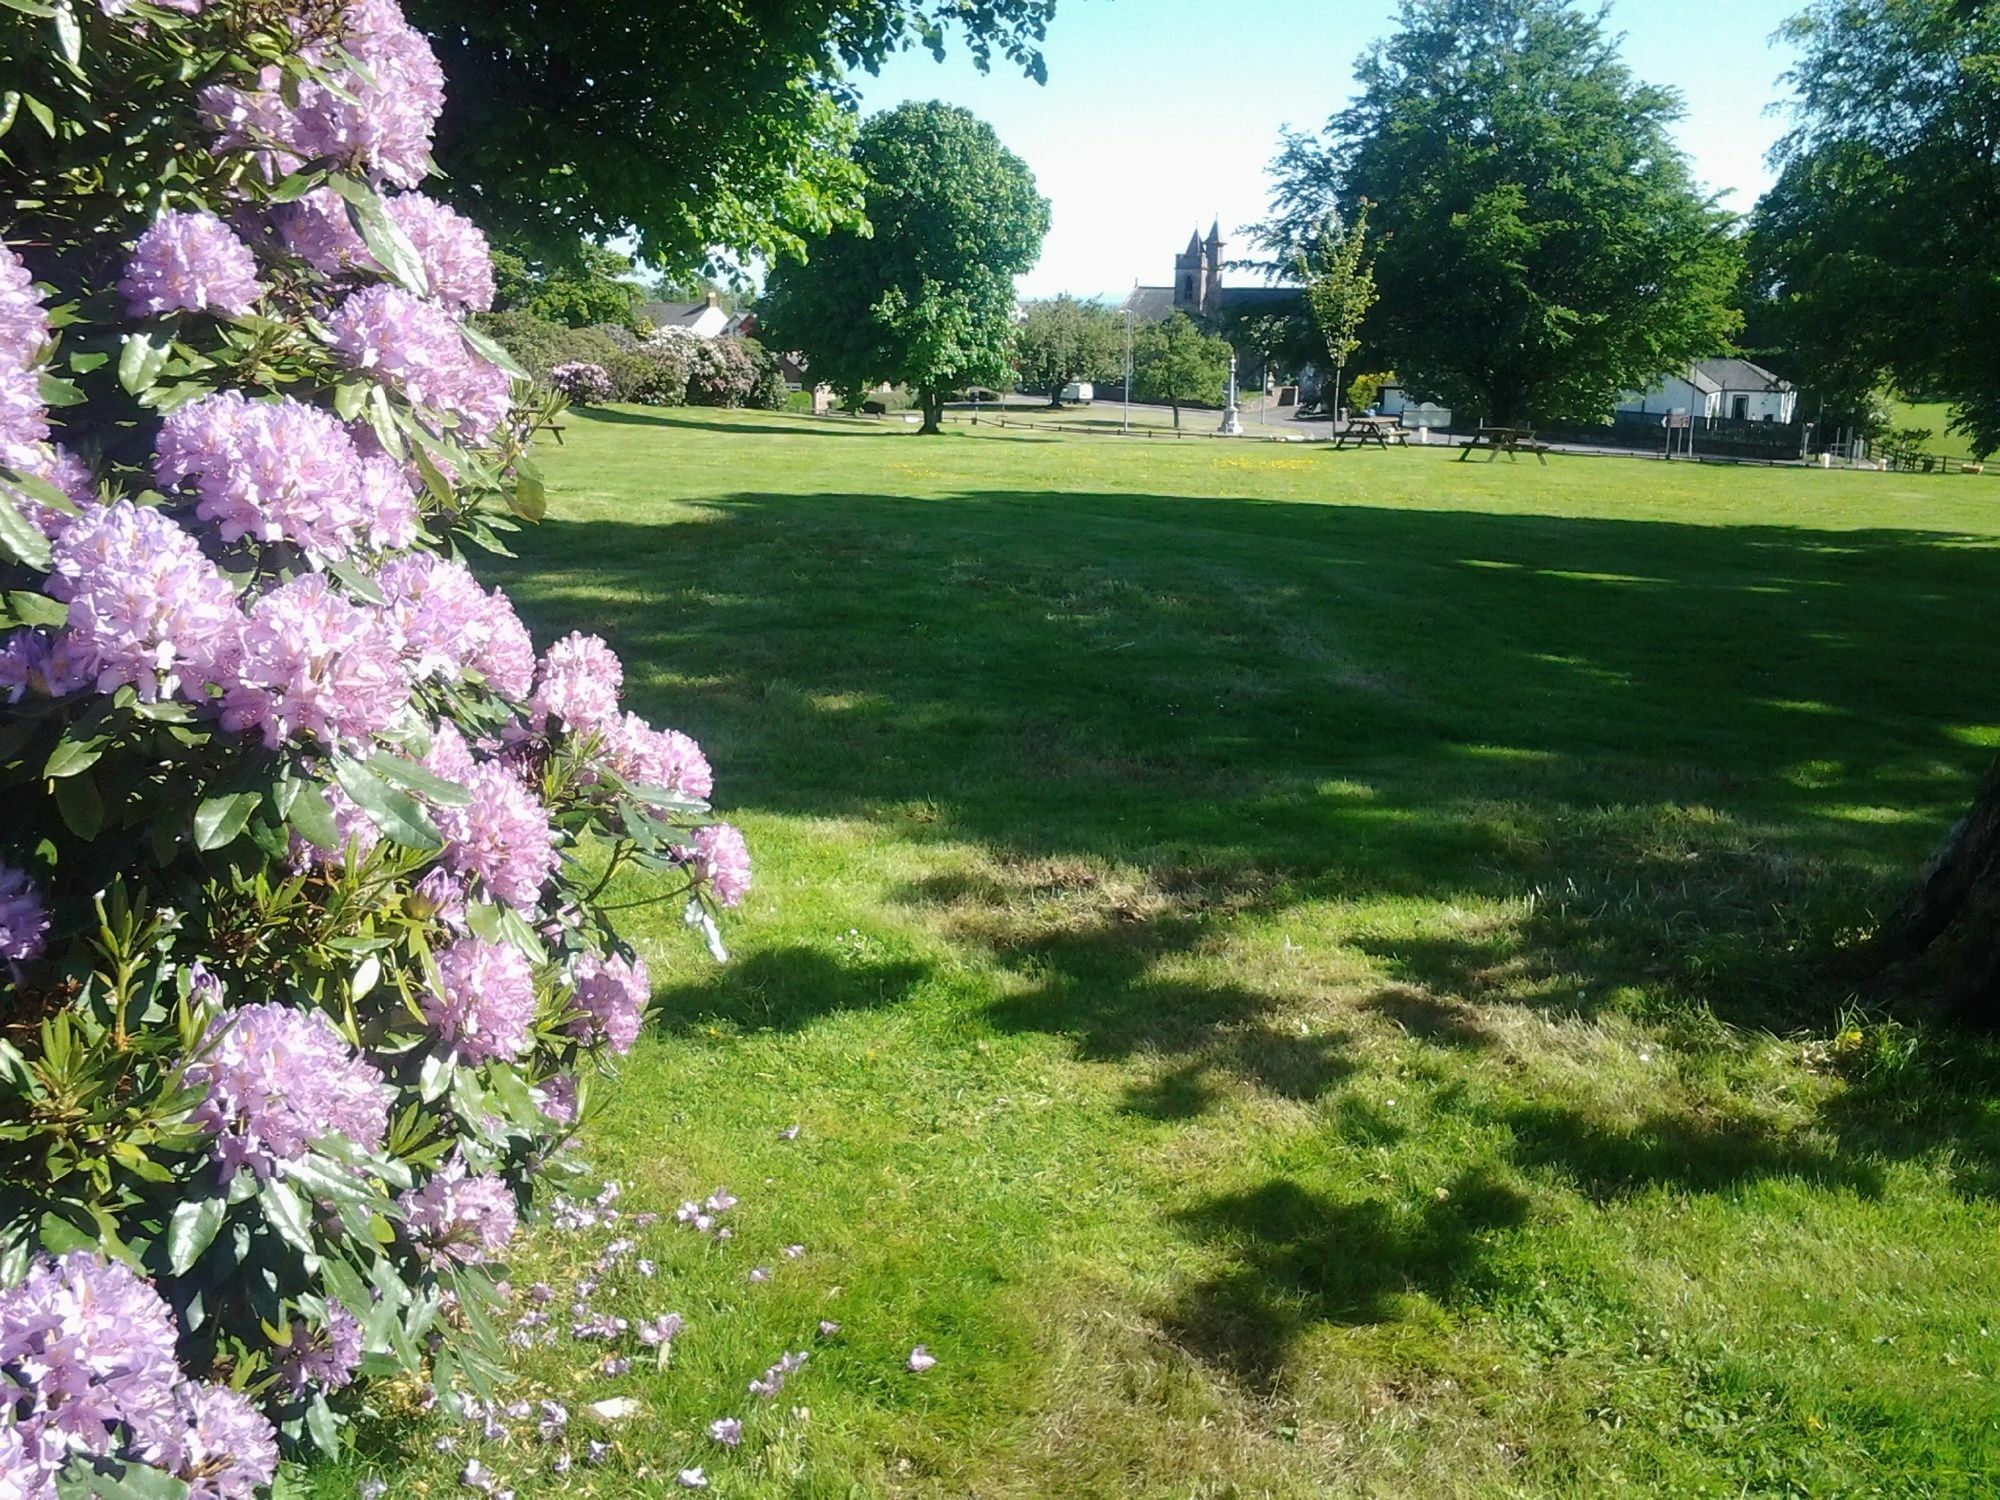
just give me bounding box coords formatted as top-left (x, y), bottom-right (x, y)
top-left (1203, 219), bottom-right (1223, 318)
top-left (1172, 229), bottom-right (1202, 314)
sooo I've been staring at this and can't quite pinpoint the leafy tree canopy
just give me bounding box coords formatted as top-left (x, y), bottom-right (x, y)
top-left (492, 241), bottom-right (644, 328)
top-left (405, 2), bottom-right (1057, 275)
top-left (1259, 0), bottom-right (1740, 424)
top-left (1750, 0), bottom-right (2000, 455)
top-left (758, 101), bottom-right (1049, 433)
top-left (1130, 313), bottom-right (1232, 426)
top-left (1014, 296), bottom-right (1124, 404)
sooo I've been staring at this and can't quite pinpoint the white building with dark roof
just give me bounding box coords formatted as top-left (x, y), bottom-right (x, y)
top-left (1618, 358), bottom-right (1797, 423)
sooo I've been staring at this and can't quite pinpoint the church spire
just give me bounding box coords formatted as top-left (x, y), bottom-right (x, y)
top-left (1206, 217), bottom-right (1222, 248)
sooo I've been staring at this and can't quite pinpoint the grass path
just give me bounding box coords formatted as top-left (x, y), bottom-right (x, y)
top-left (321, 409), bottom-right (2000, 1497)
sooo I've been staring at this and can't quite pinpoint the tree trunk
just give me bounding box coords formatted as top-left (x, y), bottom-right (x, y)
top-left (918, 390), bottom-right (944, 435)
top-left (1878, 754), bottom-right (2000, 1024)
top-left (1170, 400), bottom-right (1181, 430)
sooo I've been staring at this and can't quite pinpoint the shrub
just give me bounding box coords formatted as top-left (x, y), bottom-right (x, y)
top-left (0, 2), bottom-right (746, 1492)
top-left (609, 346), bottom-right (691, 406)
top-left (750, 365), bottom-right (792, 411)
top-left (472, 311), bottom-right (625, 386)
top-left (551, 362), bottom-right (616, 405)
top-left (687, 337), bottom-right (760, 407)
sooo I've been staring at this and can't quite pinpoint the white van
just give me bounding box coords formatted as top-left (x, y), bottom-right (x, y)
top-left (1060, 381), bottom-right (1094, 404)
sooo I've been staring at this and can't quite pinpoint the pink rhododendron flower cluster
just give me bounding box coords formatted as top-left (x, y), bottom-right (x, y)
top-left (0, 628), bottom-right (90, 704)
top-left (185, 1002), bottom-right (391, 1178)
top-left (0, 861), bottom-right (49, 964)
top-left (377, 553), bottom-right (534, 695)
top-left (421, 724), bottom-right (558, 909)
top-left (549, 362), bottom-right (615, 405)
top-left (278, 1302), bottom-right (363, 1398)
top-left (0, 1252), bottom-right (277, 1500)
top-left (327, 285), bottom-right (512, 438)
top-left (606, 714), bottom-right (715, 804)
top-left (272, 186), bottom-right (371, 275)
top-left (686, 824), bottom-right (753, 908)
top-left (119, 209), bottom-right (261, 318)
top-left (157, 390), bottom-right (409, 557)
top-left (46, 501), bottom-right (240, 702)
top-left (387, 193), bottom-right (495, 313)
top-left (568, 951), bottom-right (650, 1054)
top-left (424, 936), bottom-right (536, 1063)
top-left (219, 574), bottom-right (409, 751)
top-left (398, 1159), bottom-right (519, 1267)
top-left (531, 632), bottom-right (623, 732)
top-left (200, 0), bottom-right (445, 188)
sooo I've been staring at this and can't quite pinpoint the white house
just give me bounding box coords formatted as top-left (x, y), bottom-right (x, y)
top-left (636, 291), bottom-right (742, 341)
top-left (1617, 358), bottom-right (1797, 424)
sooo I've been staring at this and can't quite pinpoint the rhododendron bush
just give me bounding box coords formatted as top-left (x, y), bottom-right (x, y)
top-left (0, 2), bottom-right (745, 1493)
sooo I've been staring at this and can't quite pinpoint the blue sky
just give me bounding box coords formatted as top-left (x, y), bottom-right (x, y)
top-left (853, 0), bottom-right (1800, 299)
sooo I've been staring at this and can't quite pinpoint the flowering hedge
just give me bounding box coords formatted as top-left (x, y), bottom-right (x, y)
top-left (548, 362), bottom-right (614, 406)
top-left (0, 2), bottom-right (746, 1495)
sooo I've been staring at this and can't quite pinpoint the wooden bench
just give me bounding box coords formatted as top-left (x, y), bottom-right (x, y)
top-left (1458, 426), bottom-right (1547, 463)
top-left (1334, 415), bottom-right (1409, 450)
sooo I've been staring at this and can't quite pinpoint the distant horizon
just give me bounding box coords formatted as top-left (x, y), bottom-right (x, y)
top-left (852, 0), bottom-right (1798, 300)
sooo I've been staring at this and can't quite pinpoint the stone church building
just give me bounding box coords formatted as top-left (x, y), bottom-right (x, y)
top-left (1122, 221), bottom-right (1300, 328)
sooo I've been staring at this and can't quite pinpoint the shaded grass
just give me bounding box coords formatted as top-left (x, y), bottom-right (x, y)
top-left (313, 409), bottom-right (2000, 1497)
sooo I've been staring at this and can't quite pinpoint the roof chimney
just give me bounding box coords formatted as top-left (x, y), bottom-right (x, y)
top-left (705, 290), bottom-right (718, 308)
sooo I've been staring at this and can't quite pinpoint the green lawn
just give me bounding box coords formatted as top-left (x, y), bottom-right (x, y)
top-left (319, 408), bottom-right (2000, 1497)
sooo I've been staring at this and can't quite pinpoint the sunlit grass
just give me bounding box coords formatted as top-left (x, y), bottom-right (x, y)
top-left (312, 408), bottom-right (2000, 1497)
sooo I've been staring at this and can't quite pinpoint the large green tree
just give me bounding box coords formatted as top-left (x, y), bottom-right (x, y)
top-left (405, 2), bottom-right (1056, 274)
top-left (1763, 6), bottom-right (2000, 1021)
top-left (759, 102), bottom-right (1048, 434)
top-left (1130, 313), bottom-right (1232, 428)
top-left (1014, 296), bottom-right (1124, 406)
top-left (491, 242), bottom-right (643, 328)
top-left (1260, 0), bottom-right (1740, 425)
top-left (1751, 0), bottom-right (2000, 455)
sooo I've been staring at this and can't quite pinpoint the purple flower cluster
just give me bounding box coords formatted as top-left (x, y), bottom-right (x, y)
top-left (0, 861), bottom-right (49, 964)
top-left (549, 362), bottom-right (614, 405)
top-left (422, 724), bottom-right (558, 911)
top-left (685, 824), bottom-right (752, 908)
top-left (272, 187), bottom-right (371, 275)
top-left (201, 0), bottom-right (446, 189)
top-left (0, 243), bottom-right (50, 463)
top-left (219, 575), bottom-right (409, 752)
top-left (119, 210), bottom-right (261, 319)
top-left (0, 1252), bottom-right (277, 1499)
top-left (327, 285), bottom-right (512, 438)
top-left (0, 628), bottom-right (91, 704)
top-left (530, 632), bottom-right (622, 733)
top-left (424, 936), bottom-right (536, 1063)
top-left (185, 1002), bottom-right (390, 1178)
top-left (568, 951), bottom-right (650, 1054)
top-left (398, 1158), bottom-right (519, 1267)
top-left (378, 554), bottom-right (535, 696)
top-left (47, 501), bottom-right (240, 703)
top-left (158, 390), bottom-right (414, 557)
top-left (605, 714), bottom-right (714, 805)
top-left (278, 1301), bottom-right (363, 1397)
top-left (387, 194), bottom-right (495, 313)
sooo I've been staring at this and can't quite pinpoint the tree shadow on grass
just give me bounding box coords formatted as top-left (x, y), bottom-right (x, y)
top-left (646, 945), bottom-right (930, 1035)
top-left (1161, 1171), bottom-right (1531, 1389)
top-left (574, 408), bottom-right (1054, 443)
top-left (1501, 1101), bottom-right (1886, 1201)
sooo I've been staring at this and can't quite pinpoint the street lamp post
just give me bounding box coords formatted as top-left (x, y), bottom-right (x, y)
top-left (1123, 306), bottom-right (1133, 436)
top-left (1218, 352), bottom-right (1242, 436)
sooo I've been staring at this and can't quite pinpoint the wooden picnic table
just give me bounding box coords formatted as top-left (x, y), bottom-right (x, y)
top-left (1333, 414), bottom-right (1408, 450)
top-left (1458, 425), bottom-right (1549, 463)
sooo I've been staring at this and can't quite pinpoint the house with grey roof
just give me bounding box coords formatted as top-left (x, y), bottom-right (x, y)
top-left (635, 291), bottom-right (746, 341)
top-left (1617, 358), bottom-right (1797, 424)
